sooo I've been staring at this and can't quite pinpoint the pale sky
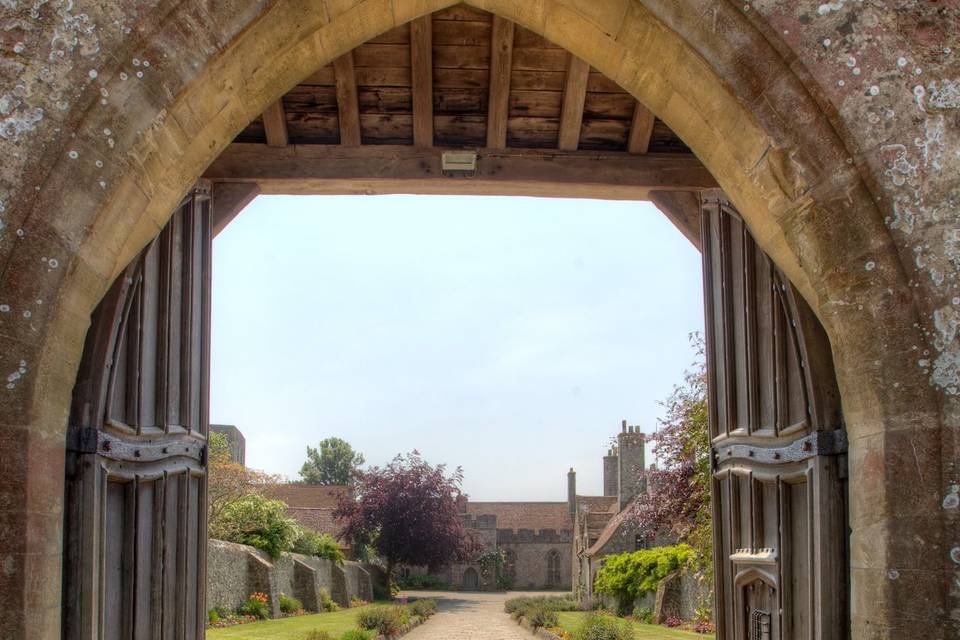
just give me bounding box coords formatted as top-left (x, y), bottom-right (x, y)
top-left (210, 194), bottom-right (703, 501)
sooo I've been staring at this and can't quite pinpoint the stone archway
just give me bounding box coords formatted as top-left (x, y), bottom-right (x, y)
top-left (0, 2), bottom-right (953, 638)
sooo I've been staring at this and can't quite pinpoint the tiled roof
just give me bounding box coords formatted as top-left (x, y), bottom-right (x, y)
top-left (269, 483), bottom-right (351, 509)
top-left (465, 502), bottom-right (572, 532)
top-left (586, 509), bottom-right (632, 557)
top-left (286, 507), bottom-right (351, 548)
top-left (576, 495), bottom-right (618, 513)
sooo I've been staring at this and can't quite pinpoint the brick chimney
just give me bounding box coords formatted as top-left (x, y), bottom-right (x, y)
top-left (603, 446), bottom-right (619, 497)
top-left (567, 468), bottom-right (577, 516)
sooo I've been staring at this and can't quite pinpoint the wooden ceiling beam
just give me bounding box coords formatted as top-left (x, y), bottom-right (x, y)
top-left (262, 100), bottom-right (289, 147)
top-left (410, 15), bottom-right (433, 147)
top-left (648, 190), bottom-right (702, 251)
top-left (211, 182), bottom-right (260, 237)
top-left (333, 52), bottom-right (362, 147)
top-left (557, 54), bottom-right (590, 151)
top-left (204, 144), bottom-right (718, 196)
top-left (486, 16), bottom-right (515, 150)
top-left (627, 102), bottom-right (656, 154)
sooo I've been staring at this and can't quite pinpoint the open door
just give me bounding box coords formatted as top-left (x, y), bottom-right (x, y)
top-left (63, 184), bottom-right (212, 639)
top-left (701, 196), bottom-right (848, 639)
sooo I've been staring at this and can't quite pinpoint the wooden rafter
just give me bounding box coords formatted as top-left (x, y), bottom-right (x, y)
top-left (557, 54), bottom-right (590, 151)
top-left (204, 144), bottom-right (718, 196)
top-left (486, 16), bottom-right (515, 149)
top-left (410, 15), bottom-right (433, 147)
top-left (333, 52), bottom-right (361, 147)
top-left (262, 100), bottom-right (289, 147)
top-left (627, 102), bottom-right (656, 154)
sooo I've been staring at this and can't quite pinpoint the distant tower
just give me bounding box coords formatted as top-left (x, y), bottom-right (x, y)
top-left (210, 424), bottom-right (246, 465)
top-left (603, 447), bottom-right (619, 497)
top-left (616, 420), bottom-right (646, 511)
top-left (567, 468), bottom-right (577, 516)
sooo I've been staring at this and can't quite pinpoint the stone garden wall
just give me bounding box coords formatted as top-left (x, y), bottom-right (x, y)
top-left (595, 570), bottom-right (709, 623)
top-left (207, 539), bottom-right (372, 617)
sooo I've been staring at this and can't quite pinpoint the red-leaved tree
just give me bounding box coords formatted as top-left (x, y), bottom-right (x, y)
top-left (334, 451), bottom-right (478, 580)
top-left (629, 334), bottom-right (711, 570)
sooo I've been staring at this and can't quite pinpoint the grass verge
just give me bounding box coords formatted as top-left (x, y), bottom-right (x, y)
top-left (207, 603), bottom-right (389, 640)
top-left (556, 612), bottom-right (711, 640)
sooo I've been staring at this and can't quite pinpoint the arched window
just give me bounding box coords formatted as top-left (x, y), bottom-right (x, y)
top-left (503, 549), bottom-right (517, 580)
top-left (546, 550), bottom-right (562, 587)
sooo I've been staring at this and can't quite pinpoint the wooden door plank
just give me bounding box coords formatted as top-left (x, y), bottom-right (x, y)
top-left (486, 16), bottom-right (514, 149)
top-left (333, 52), bottom-right (362, 147)
top-left (627, 101), bottom-right (655, 154)
top-left (410, 15), bottom-right (433, 147)
top-left (558, 54), bottom-right (590, 151)
top-left (262, 100), bottom-right (289, 147)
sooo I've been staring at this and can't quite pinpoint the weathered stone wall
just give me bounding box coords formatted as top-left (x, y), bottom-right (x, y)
top-left (205, 539), bottom-right (371, 616)
top-left (0, 1), bottom-right (957, 637)
top-left (501, 541), bottom-right (572, 590)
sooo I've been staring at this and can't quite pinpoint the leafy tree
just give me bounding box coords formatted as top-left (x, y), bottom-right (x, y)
top-left (334, 451), bottom-right (478, 580)
top-left (299, 437), bottom-right (365, 485)
top-left (208, 433), bottom-right (282, 525)
top-left (628, 334), bottom-right (711, 570)
top-left (209, 493), bottom-right (299, 558)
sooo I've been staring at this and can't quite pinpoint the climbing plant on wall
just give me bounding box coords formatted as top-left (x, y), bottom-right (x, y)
top-left (593, 544), bottom-right (693, 610)
top-left (477, 549), bottom-right (513, 590)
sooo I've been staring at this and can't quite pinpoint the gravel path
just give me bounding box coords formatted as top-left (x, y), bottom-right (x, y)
top-left (401, 591), bottom-right (548, 640)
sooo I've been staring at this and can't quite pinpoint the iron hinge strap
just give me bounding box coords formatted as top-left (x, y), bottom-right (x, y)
top-left (714, 429), bottom-right (848, 465)
top-left (66, 425), bottom-right (99, 454)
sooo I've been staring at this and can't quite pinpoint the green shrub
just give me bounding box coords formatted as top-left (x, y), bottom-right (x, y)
top-left (207, 609), bottom-right (221, 625)
top-left (238, 592), bottom-right (271, 619)
top-left (409, 598), bottom-right (438, 619)
top-left (504, 595), bottom-right (578, 614)
top-left (593, 545), bottom-right (692, 610)
top-left (303, 631), bottom-right (332, 640)
top-left (525, 606), bottom-right (560, 629)
top-left (292, 528), bottom-right (346, 564)
top-left (632, 605), bottom-right (654, 624)
top-left (395, 573), bottom-right (448, 590)
top-left (279, 593), bottom-right (303, 614)
top-left (211, 494), bottom-right (299, 558)
top-left (318, 587), bottom-right (341, 612)
top-left (356, 605), bottom-right (408, 636)
top-left (339, 631), bottom-right (374, 640)
top-left (573, 613), bottom-right (633, 640)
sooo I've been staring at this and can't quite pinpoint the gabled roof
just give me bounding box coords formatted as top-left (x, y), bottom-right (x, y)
top-left (269, 483), bottom-right (351, 509)
top-left (586, 508), bottom-right (633, 557)
top-left (465, 501), bottom-right (572, 532)
top-left (576, 495), bottom-right (618, 514)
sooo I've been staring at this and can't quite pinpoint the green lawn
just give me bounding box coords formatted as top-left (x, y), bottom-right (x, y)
top-left (206, 603), bottom-right (386, 640)
top-left (556, 612), bottom-right (711, 640)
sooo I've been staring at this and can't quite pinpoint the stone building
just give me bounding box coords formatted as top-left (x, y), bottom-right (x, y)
top-left (571, 421), bottom-right (660, 603)
top-left (399, 420), bottom-right (651, 593)
top-left (210, 424), bottom-right (246, 465)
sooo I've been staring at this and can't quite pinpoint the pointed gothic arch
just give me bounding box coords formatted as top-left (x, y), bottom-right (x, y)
top-left (0, 2), bottom-right (949, 639)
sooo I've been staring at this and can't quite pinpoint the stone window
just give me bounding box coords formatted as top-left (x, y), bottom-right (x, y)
top-left (504, 549), bottom-right (517, 580)
top-left (635, 534), bottom-right (653, 551)
top-left (546, 550), bottom-right (561, 586)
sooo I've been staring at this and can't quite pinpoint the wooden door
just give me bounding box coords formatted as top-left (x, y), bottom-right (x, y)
top-left (701, 197), bottom-right (848, 640)
top-left (63, 184), bottom-right (212, 640)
